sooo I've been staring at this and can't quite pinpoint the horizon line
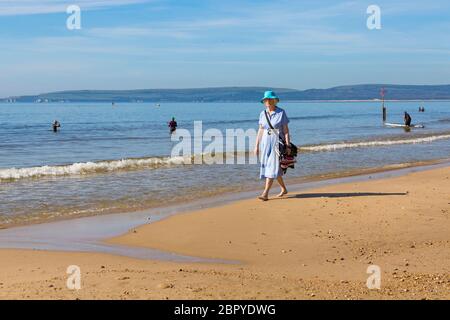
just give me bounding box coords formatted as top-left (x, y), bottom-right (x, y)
top-left (3, 83), bottom-right (450, 99)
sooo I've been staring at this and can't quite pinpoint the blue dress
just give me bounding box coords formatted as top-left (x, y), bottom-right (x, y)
top-left (259, 107), bottom-right (289, 179)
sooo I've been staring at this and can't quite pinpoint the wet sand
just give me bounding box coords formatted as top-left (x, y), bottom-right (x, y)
top-left (0, 159), bottom-right (444, 230)
top-left (1, 165), bottom-right (449, 299)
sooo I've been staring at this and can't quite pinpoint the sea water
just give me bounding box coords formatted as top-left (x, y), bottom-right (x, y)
top-left (0, 101), bottom-right (449, 227)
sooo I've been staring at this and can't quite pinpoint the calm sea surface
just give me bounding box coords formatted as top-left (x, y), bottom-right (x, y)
top-left (1, 101), bottom-right (449, 226)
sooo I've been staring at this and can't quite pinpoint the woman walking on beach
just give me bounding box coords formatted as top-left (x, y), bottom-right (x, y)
top-left (254, 91), bottom-right (291, 201)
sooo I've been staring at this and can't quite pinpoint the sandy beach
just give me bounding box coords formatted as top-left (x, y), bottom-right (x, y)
top-left (1, 165), bottom-right (449, 300)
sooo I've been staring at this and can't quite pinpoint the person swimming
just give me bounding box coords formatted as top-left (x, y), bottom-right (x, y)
top-left (168, 117), bottom-right (177, 134)
top-left (52, 120), bottom-right (61, 132)
top-left (404, 112), bottom-right (412, 127)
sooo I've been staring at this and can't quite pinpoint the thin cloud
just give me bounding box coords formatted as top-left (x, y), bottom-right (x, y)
top-left (0, 0), bottom-right (151, 16)
top-left (83, 17), bottom-right (246, 41)
top-left (87, 27), bottom-right (194, 40)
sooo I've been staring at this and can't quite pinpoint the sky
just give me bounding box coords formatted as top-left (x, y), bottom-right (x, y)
top-left (0, 0), bottom-right (449, 96)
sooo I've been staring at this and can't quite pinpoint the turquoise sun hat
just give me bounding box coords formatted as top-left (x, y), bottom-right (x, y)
top-left (260, 91), bottom-right (280, 103)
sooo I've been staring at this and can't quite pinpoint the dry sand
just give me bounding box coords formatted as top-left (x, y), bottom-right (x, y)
top-left (1, 166), bottom-right (449, 299)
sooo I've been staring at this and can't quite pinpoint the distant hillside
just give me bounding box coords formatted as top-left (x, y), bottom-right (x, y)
top-left (3, 84), bottom-right (450, 103)
top-left (285, 84), bottom-right (450, 101)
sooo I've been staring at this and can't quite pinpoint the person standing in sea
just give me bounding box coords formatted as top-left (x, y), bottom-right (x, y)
top-left (52, 120), bottom-right (61, 133)
top-left (168, 117), bottom-right (177, 134)
top-left (254, 91), bottom-right (291, 201)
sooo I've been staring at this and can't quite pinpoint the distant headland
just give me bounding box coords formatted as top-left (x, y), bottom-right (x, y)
top-left (2, 84), bottom-right (450, 103)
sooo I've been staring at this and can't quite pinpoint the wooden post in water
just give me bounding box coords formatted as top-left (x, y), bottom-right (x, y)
top-left (380, 87), bottom-right (387, 122)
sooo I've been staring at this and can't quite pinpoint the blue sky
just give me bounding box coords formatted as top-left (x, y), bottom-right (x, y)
top-left (1, 0), bottom-right (449, 96)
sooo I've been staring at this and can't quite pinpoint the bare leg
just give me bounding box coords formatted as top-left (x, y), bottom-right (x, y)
top-left (259, 178), bottom-right (274, 201)
top-left (276, 176), bottom-right (288, 197)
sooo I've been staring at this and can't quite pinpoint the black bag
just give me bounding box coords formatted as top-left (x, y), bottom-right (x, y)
top-left (264, 111), bottom-right (298, 157)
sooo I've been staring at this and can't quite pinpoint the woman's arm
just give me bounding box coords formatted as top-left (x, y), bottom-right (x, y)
top-left (283, 124), bottom-right (291, 155)
top-left (283, 124), bottom-right (290, 145)
top-left (254, 125), bottom-right (263, 156)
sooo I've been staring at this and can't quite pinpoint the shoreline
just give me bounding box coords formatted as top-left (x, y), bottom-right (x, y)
top-left (1, 157), bottom-right (449, 231)
top-left (1, 160), bottom-right (449, 299)
top-left (0, 159), bottom-right (448, 260)
top-left (108, 161), bottom-right (450, 262)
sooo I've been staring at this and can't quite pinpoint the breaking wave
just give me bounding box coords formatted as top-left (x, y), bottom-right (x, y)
top-left (300, 133), bottom-right (450, 152)
top-left (1, 132), bottom-right (450, 182)
top-left (0, 156), bottom-right (188, 182)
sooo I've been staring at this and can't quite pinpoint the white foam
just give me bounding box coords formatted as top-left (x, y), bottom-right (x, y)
top-left (2, 133), bottom-right (450, 182)
top-left (301, 134), bottom-right (450, 152)
top-left (0, 156), bottom-right (187, 181)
